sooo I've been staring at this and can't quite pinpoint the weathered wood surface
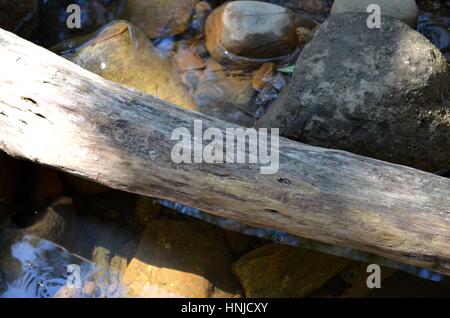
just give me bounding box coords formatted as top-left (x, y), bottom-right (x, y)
top-left (2, 28), bottom-right (450, 274)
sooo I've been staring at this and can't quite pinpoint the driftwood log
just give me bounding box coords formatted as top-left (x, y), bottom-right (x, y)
top-left (2, 28), bottom-right (450, 275)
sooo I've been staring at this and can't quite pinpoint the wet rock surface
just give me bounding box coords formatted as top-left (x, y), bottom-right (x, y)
top-left (232, 244), bottom-right (352, 297)
top-left (258, 13), bottom-right (450, 172)
top-left (61, 21), bottom-right (198, 112)
top-left (122, 0), bottom-right (199, 39)
top-left (122, 216), bottom-right (242, 298)
top-left (205, 1), bottom-right (301, 67)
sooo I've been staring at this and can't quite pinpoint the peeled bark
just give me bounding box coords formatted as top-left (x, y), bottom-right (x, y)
top-left (1, 28), bottom-right (450, 274)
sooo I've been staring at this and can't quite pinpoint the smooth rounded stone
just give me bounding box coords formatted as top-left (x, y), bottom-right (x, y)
top-left (205, 1), bottom-right (300, 67)
top-left (122, 218), bottom-right (242, 298)
top-left (331, 0), bottom-right (419, 28)
top-left (232, 244), bottom-right (351, 297)
top-left (122, 0), bottom-right (199, 39)
top-left (257, 13), bottom-right (450, 172)
top-left (194, 59), bottom-right (256, 126)
top-left (62, 21), bottom-right (198, 112)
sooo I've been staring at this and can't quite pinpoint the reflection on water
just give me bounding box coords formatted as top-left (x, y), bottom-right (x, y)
top-left (0, 231), bottom-right (124, 298)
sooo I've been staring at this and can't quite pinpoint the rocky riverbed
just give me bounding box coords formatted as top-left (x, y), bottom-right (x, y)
top-left (2, 0), bottom-right (450, 298)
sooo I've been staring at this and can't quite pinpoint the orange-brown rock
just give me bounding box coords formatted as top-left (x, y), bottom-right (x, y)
top-left (232, 244), bottom-right (351, 297)
top-left (64, 21), bottom-right (198, 112)
top-left (122, 218), bottom-right (242, 298)
top-left (252, 63), bottom-right (276, 91)
top-left (60, 173), bottom-right (109, 195)
top-left (174, 46), bottom-right (206, 71)
top-left (123, 0), bottom-right (199, 39)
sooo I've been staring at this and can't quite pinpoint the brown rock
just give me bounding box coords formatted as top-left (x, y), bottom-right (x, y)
top-left (232, 244), bottom-right (351, 297)
top-left (252, 63), bottom-right (276, 91)
top-left (194, 58), bottom-right (256, 126)
top-left (312, 263), bottom-right (396, 298)
top-left (262, 0), bottom-right (332, 14)
top-left (63, 21), bottom-right (198, 112)
top-left (123, 0), bottom-right (199, 39)
top-left (122, 218), bottom-right (242, 298)
top-left (205, 1), bottom-right (300, 67)
top-left (174, 46), bottom-right (206, 71)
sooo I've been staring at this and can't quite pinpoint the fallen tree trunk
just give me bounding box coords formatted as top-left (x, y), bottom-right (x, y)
top-left (2, 28), bottom-right (450, 275)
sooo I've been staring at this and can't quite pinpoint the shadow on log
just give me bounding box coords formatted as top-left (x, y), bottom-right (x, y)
top-left (1, 28), bottom-right (450, 274)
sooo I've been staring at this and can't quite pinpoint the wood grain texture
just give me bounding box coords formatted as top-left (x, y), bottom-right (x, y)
top-left (1, 28), bottom-right (450, 274)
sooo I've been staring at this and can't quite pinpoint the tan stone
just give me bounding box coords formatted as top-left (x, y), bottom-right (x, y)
top-left (65, 21), bottom-right (197, 112)
top-left (122, 218), bottom-right (242, 298)
top-left (205, 1), bottom-right (299, 66)
top-left (123, 0), bottom-right (199, 39)
top-left (232, 244), bottom-right (352, 297)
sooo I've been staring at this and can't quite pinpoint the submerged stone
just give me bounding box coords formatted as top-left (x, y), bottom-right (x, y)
top-left (232, 244), bottom-right (351, 297)
top-left (122, 0), bottom-right (199, 39)
top-left (122, 217), bottom-right (242, 298)
top-left (60, 21), bottom-right (198, 112)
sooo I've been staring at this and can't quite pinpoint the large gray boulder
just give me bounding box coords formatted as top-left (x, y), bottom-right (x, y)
top-left (257, 13), bottom-right (450, 172)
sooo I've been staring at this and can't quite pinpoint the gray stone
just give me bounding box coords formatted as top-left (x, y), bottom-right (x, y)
top-left (257, 13), bottom-right (450, 172)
